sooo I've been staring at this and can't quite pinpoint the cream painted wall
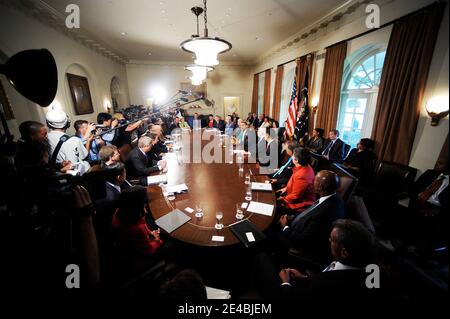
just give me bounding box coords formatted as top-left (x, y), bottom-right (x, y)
top-left (125, 62), bottom-right (252, 119)
top-left (0, 4), bottom-right (130, 137)
top-left (253, 0), bottom-right (448, 174)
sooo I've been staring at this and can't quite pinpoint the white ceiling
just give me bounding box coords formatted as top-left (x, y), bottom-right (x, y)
top-left (42, 0), bottom-right (347, 63)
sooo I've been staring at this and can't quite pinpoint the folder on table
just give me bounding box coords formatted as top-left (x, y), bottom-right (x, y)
top-left (229, 219), bottom-right (266, 248)
top-left (155, 209), bottom-right (191, 233)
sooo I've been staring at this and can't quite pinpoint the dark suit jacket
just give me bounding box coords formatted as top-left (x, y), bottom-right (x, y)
top-left (214, 120), bottom-right (226, 132)
top-left (305, 136), bottom-right (325, 153)
top-left (284, 193), bottom-right (345, 262)
top-left (259, 139), bottom-right (282, 168)
top-left (280, 269), bottom-right (379, 300)
top-left (322, 138), bottom-right (345, 162)
top-left (252, 118), bottom-right (260, 128)
top-left (126, 147), bottom-right (160, 178)
top-left (270, 157), bottom-right (294, 188)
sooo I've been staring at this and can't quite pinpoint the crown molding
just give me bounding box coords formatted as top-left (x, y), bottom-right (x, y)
top-left (0, 0), bottom-right (128, 65)
top-left (257, 0), bottom-right (385, 63)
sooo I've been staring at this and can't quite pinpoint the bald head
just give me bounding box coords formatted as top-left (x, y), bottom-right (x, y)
top-left (314, 170), bottom-right (339, 197)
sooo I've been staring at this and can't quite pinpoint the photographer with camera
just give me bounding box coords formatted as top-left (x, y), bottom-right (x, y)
top-left (46, 106), bottom-right (91, 174)
top-left (74, 120), bottom-right (96, 157)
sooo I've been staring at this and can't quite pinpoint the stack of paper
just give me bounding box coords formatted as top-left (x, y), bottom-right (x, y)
top-left (247, 201), bottom-right (274, 217)
top-left (155, 209), bottom-right (191, 233)
top-left (206, 286), bottom-right (231, 299)
top-left (147, 174), bottom-right (167, 185)
top-left (165, 183), bottom-right (188, 194)
top-left (251, 182), bottom-right (272, 191)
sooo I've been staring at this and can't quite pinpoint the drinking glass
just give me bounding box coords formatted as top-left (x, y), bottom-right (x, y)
top-left (195, 203), bottom-right (204, 218)
top-left (215, 211), bottom-right (224, 230)
top-left (245, 184), bottom-right (252, 201)
top-left (236, 203), bottom-right (244, 220)
top-left (245, 173), bottom-right (251, 185)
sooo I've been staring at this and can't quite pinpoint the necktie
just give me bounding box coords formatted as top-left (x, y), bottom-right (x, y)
top-left (420, 175), bottom-right (445, 201)
top-left (322, 140), bottom-right (335, 156)
top-left (291, 200), bottom-right (320, 227)
top-left (273, 157), bottom-right (292, 177)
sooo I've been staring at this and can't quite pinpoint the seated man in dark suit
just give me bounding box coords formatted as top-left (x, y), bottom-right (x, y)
top-left (398, 161), bottom-right (449, 254)
top-left (168, 117), bottom-right (180, 133)
top-left (259, 127), bottom-right (281, 168)
top-left (149, 124), bottom-right (168, 156)
top-left (320, 129), bottom-right (345, 163)
top-left (214, 115), bottom-right (226, 132)
top-left (256, 219), bottom-right (377, 299)
top-left (268, 140), bottom-right (300, 190)
top-left (274, 170), bottom-right (346, 262)
top-left (126, 136), bottom-right (166, 179)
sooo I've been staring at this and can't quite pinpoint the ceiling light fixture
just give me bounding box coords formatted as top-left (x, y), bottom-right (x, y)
top-left (180, 0), bottom-right (232, 67)
top-left (185, 64), bottom-right (214, 86)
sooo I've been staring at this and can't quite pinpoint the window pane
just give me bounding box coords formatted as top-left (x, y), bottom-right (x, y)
top-left (353, 114), bottom-right (364, 130)
top-left (347, 99), bottom-right (358, 112)
top-left (376, 52), bottom-right (386, 69)
top-left (362, 57), bottom-right (375, 74)
top-left (344, 113), bottom-right (353, 127)
top-left (355, 98), bottom-right (367, 113)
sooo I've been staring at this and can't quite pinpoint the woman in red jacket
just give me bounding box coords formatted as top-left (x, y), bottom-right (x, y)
top-left (276, 147), bottom-right (316, 214)
top-left (112, 186), bottom-right (163, 276)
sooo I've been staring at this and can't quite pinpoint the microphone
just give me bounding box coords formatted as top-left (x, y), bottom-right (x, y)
top-left (178, 90), bottom-right (189, 95)
top-left (203, 98), bottom-right (213, 107)
top-left (179, 97), bottom-right (189, 103)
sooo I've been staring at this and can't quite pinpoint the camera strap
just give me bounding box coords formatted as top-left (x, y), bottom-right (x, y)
top-left (50, 134), bottom-right (70, 168)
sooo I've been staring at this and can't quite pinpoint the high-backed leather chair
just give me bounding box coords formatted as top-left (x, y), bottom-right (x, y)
top-left (325, 163), bottom-right (359, 205)
top-left (363, 161), bottom-right (418, 203)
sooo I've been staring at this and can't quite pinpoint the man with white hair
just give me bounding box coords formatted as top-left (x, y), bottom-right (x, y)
top-left (46, 106), bottom-right (90, 174)
top-left (126, 135), bottom-right (166, 178)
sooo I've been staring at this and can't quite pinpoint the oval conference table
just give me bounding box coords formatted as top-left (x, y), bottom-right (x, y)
top-left (147, 129), bottom-right (277, 247)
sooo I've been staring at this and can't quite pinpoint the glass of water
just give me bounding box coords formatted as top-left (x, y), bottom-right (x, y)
top-left (195, 203), bottom-right (204, 218)
top-left (236, 203), bottom-right (244, 220)
top-left (245, 184), bottom-right (252, 201)
top-left (245, 173), bottom-right (251, 185)
top-left (215, 211), bottom-right (224, 230)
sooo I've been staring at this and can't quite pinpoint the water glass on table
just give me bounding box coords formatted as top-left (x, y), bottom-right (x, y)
top-left (215, 211), bottom-right (224, 230)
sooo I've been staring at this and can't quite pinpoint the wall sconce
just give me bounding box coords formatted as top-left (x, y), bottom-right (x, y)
top-left (311, 97), bottom-right (319, 113)
top-left (426, 96), bottom-right (449, 126)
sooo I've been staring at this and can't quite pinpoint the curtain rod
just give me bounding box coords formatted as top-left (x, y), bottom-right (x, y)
top-left (327, 1), bottom-right (443, 49)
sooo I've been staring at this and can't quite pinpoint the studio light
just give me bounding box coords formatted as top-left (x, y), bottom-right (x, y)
top-left (0, 49), bottom-right (57, 107)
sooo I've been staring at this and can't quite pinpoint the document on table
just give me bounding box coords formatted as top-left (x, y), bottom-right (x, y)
top-left (247, 201), bottom-right (274, 217)
top-left (165, 183), bottom-right (188, 193)
top-left (147, 174), bottom-right (167, 185)
top-left (212, 236), bottom-right (224, 242)
top-left (251, 182), bottom-right (272, 191)
top-left (155, 209), bottom-right (191, 233)
top-left (206, 286), bottom-right (231, 299)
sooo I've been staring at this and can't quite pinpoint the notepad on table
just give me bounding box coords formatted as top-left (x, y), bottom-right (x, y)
top-left (165, 183), bottom-right (188, 193)
top-left (147, 174), bottom-right (167, 185)
top-left (246, 201), bottom-right (274, 216)
top-left (155, 209), bottom-right (191, 233)
top-left (206, 286), bottom-right (231, 299)
top-left (251, 182), bottom-right (272, 191)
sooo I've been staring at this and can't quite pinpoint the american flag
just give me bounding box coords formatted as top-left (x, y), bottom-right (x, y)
top-left (285, 78), bottom-right (297, 138)
top-left (294, 68), bottom-right (309, 141)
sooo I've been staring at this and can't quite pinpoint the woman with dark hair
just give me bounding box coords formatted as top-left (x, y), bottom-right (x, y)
top-left (112, 186), bottom-right (163, 275)
top-left (304, 128), bottom-right (325, 153)
top-left (276, 148), bottom-right (316, 214)
top-left (343, 138), bottom-right (377, 183)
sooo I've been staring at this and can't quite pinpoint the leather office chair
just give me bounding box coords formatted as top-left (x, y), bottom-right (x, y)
top-left (361, 160), bottom-right (418, 203)
top-left (325, 163), bottom-right (359, 205)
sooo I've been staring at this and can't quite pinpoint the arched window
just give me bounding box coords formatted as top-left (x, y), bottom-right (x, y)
top-left (337, 47), bottom-right (386, 148)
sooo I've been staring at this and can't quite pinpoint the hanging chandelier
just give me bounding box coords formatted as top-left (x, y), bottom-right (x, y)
top-left (185, 64), bottom-right (214, 85)
top-left (180, 0), bottom-right (232, 67)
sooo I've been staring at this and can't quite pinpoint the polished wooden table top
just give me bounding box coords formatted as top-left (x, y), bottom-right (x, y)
top-left (148, 130), bottom-right (277, 247)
